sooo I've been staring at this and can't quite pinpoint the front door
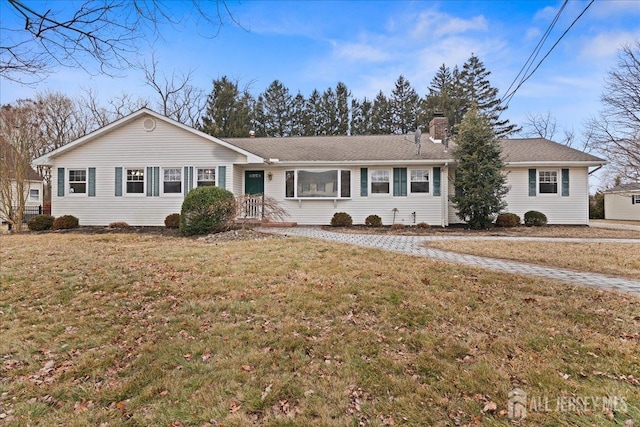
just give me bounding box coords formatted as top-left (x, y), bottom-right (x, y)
top-left (245, 170), bottom-right (264, 195)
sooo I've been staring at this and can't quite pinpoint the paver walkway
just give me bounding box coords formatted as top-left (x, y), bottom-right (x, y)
top-left (256, 227), bottom-right (640, 296)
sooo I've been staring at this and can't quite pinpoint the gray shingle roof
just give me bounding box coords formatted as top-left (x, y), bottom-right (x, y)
top-left (604, 183), bottom-right (640, 193)
top-left (223, 135), bottom-right (605, 164)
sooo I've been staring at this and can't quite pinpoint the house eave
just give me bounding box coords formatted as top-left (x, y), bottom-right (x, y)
top-left (247, 159), bottom-right (454, 167)
top-left (504, 161), bottom-right (606, 168)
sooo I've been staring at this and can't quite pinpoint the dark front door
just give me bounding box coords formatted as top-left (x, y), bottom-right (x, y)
top-left (245, 170), bottom-right (264, 195)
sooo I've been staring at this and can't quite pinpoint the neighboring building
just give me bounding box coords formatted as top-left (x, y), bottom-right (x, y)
top-left (33, 109), bottom-right (606, 227)
top-left (603, 183), bottom-right (640, 221)
top-left (0, 140), bottom-right (44, 230)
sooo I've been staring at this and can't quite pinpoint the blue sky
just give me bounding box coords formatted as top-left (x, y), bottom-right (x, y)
top-left (1, 0), bottom-right (639, 141)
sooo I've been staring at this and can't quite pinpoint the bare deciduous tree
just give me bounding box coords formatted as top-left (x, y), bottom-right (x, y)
top-left (0, 103), bottom-right (43, 231)
top-left (141, 54), bottom-right (205, 127)
top-left (1, 0), bottom-right (240, 83)
top-left (586, 41), bottom-right (640, 183)
top-left (521, 111), bottom-right (578, 149)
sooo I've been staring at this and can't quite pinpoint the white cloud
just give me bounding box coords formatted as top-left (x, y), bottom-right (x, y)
top-left (333, 41), bottom-right (390, 63)
top-left (411, 9), bottom-right (488, 39)
top-left (525, 27), bottom-right (541, 40)
top-left (579, 31), bottom-right (640, 59)
top-left (534, 6), bottom-right (557, 21)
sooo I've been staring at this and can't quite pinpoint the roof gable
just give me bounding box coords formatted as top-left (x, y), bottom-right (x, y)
top-left (33, 108), bottom-right (263, 165)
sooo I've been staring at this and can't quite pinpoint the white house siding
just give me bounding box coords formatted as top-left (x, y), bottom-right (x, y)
top-left (502, 167), bottom-right (590, 225)
top-left (605, 192), bottom-right (640, 220)
top-left (259, 166), bottom-right (445, 226)
top-left (50, 115), bottom-right (246, 226)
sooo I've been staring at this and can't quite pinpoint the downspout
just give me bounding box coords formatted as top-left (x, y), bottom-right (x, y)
top-left (442, 162), bottom-right (448, 227)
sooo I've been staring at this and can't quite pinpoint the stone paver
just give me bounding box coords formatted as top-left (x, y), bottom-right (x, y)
top-left (257, 226), bottom-right (640, 296)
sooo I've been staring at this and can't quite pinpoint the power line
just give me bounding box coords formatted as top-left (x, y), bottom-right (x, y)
top-left (501, 0), bottom-right (568, 102)
top-left (500, 0), bottom-right (595, 110)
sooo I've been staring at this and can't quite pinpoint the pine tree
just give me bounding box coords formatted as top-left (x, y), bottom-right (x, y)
top-left (319, 87), bottom-right (338, 135)
top-left (350, 97), bottom-right (373, 135)
top-left (422, 64), bottom-right (464, 131)
top-left (335, 82), bottom-right (351, 135)
top-left (200, 76), bottom-right (253, 137)
top-left (305, 89), bottom-right (322, 136)
top-left (458, 54), bottom-right (520, 138)
top-left (451, 105), bottom-right (508, 229)
top-left (290, 92), bottom-right (307, 136)
top-left (391, 75), bottom-right (420, 134)
top-left (256, 80), bottom-right (293, 137)
top-left (371, 90), bottom-right (392, 134)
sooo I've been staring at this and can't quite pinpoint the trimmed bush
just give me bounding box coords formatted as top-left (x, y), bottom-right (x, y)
top-left (415, 222), bottom-right (430, 229)
top-left (164, 213), bottom-right (180, 229)
top-left (27, 215), bottom-right (55, 231)
top-left (330, 212), bottom-right (353, 227)
top-left (524, 210), bottom-right (548, 227)
top-left (180, 186), bottom-right (236, 236)
top-left (390, 223), bottom-right (405, 230)
top-left (365, 214), bottom-right (382, 227)
top-left (495, 213), bottom-right (521, 228)
top-left (108, 222), bottom-right (130, 229)
top-left (53, 215), bottom-right (79, 230)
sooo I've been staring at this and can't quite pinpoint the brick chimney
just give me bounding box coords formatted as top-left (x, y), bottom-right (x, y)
top-left (429, 114), bottom-right (449, 142)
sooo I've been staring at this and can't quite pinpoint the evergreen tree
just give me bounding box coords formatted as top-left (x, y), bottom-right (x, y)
top-left (319, 87), bottom-right (338, 135)
top-left (350, 97), bottom-right (373, 135)
top-left (256, 80), bottom-right (293, 137)
top-left (451, 105), bottom-right (508, 229)
top-left (458, 54), bottom-right (519, 138)
top-left (305, 89), bottom-right (322, 136)
top-left (290, 92), bottom-right (307, 136)
top-left (390, 75), bottom-right (420, 134)
top-left (200, 76), bottom-right (252, 137)
top-left (371, 90), bottom-right (392, 134)
top-left (335, 82), bottom-right (351, 135)
top-left (422, 64), bottom-right (464, 131)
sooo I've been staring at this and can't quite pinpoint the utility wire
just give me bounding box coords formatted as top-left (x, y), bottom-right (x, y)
top-left (501, 0), bottom-right (568, 102)
top-left (500, 0), bottom-right (595, 110)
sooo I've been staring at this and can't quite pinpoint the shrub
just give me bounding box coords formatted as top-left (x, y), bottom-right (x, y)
top-left (495, 213), bottom-right (521, 228)
top-left (164, 213), bottom-right (180, 229)
top-left (390, 223), bottom-right (405, 230)
top-left (524, 210), bottom-right (548, 227)
top-left (365, 214), bottom-right (382, 227)
top-left (330, 212), bottom-right (353, 227)
top-left (27, 215), bottom-right (55, 231)
top-left (415, 222), bottom-right (430, 229)
top-left (108, 222), bottom-right (130, 229)
top-left (180, 186), bottom-right (236, 236)
top-left (53, 215), bottom-right (79, 230)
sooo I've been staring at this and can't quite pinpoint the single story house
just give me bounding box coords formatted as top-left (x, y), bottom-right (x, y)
top-left (1, 139), bottom-right (44, 230)
top-left (33, 108), bottom-right (605, 227)
top-left (603, 183), bottom-right (640, 221)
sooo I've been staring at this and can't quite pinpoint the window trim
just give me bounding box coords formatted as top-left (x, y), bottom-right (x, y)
top-left (162, 167), bottom-right (182, 195)
top-left (538, 170), bottom-right (559, 195)
top-left (284, 169), bottom-right (352, 199)
top-left (633, 194), bottom-right (640, 204)
top-left (370, 169), bottom-right (390, 195)
top-left (125, 167), bottom-right (145, 195)
top-left (68, 168), bottom-right (87, 195)
top-left (29, 188), bottom-right (40, 202)
top-left (409, 168), bottom-right (430, 194)
top-left (196, 167), bottom-right (216, 187)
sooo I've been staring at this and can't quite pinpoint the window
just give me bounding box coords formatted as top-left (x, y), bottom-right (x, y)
top-left (539, 171), bottom-right (558, 194)
top-left (371, 170), bottom-right (389, 194)
top-left (285, 169), bottom-right (351, 198)
top-left (197, 168), bottom-right (215, 186)
top-left (126, 168), bottom-right (144, 194)
top-left (163, 168), bottom-right (181, 193)
top-left (410, 169), bottom-right (429, 193)
top-left (634, 195), bottom-right (640, 204)
top-left (68, 169), bottom-right (86, 194)
top-left (29, 188), bottom-right (39, 202)
top-left (341, 170), bottom-right (351, 197)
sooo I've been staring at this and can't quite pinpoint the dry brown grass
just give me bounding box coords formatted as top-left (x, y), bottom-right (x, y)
top-left (1, 232), bottom-right (639, 426)
top-left (423, 241), bottom-right (640, 280)
top-left (328, 225), bottom-right (640, 239)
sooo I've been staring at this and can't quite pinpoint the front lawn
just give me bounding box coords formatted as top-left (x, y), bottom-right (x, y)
top-left (1, 233), bottom-right (638, 426)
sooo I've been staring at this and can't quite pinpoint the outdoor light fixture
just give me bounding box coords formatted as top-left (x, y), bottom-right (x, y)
top-left (267, 172), bottom-right (273, 181)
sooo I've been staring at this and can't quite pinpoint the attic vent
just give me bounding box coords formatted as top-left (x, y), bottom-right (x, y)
top-left (143, 118), bottom-right (156, 132)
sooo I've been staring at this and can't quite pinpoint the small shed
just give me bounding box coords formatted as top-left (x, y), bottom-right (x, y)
top-left (604, 183), bottom-right (640, 221)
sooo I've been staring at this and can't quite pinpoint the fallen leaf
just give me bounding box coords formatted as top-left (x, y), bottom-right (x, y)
top-left (241, 365), bottom-right (251, 372)
top-left (483, 401), bottom-right (497, 413)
